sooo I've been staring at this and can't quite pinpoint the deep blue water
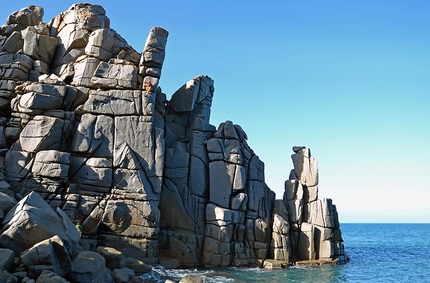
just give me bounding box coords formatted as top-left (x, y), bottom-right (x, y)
top-left (141, 224), bottom-right (430, 282)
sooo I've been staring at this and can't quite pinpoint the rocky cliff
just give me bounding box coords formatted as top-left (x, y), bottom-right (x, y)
top-left (0, 3), bottom-right (348, 281)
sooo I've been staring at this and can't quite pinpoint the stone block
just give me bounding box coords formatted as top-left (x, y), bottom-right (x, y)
top-left (209, 161), bottom-right (231, 208)
top-left (232, 165), bottom-right (246, 191)
top-left (291, 147), bottom-right (318, 187)
top-left (230, 192), bottom-right (247, 211)
top-left (169, 78), bottom-right (200, 112)
top-left (179, 275), bottom-right (205, 283)
top-left (83, 89), bottom-right (142, 115)
top-left (91, 61), bottom-right (137, 89)
top-left (71, 157), bottom-right (112, 188)
top-left (0, 192), bottom-right (17, 214)
top-left (97, 234), bottom-right (158, 264)
top-left (19, 115), bottom-right (66, 152)
top-left (102, 199), bottom-right (159, 238)
top-left (309, 198), bottom-right (335, 228)
top-left (298, 222), bottom-right (316, 260)
top-left (71, 251), bottom-right (108, 283)
top-left (20, 235), bottom-right (72, 277)
top-left (5, 150), bottom-right (32, 182)
top-left (0, 192), bottom-right (81, 257)
top-left (205, 224), bottom-right (233, 243)
top-left (286, 199), bottom-right (303, 224)
top-left (206, 203), bottom-right (232, 226)
top-left (22, 26), bottom-right (58, 63)
top-left (15, 91), bottom-right (63, 114)
top-left (114, 116), bottom-right (157, 189)
top-left (304, 185), bottom-right (318, 203)
top-left (246, 180), bottom-right (267, 212)
top-left (71, 113), bottom-right (114, 158)
top-left (0, 248), bottom-right (14, 271)
top-left (254, 218), bottom-right (269, 242)
top-left (2, 31), bottom-right (23, 53)
top-left (96, 246), bottom-right (125, 270)
top-left (72, 56), bottom-right (100, 87)
top-left (123, 257), bottom-right (152, 273)
top-left (284, 179), bottom-right (303, 201)
top-left (85, 28), bottom-right (115, 60)
top-left (188, 156), bottom-right (208, 197)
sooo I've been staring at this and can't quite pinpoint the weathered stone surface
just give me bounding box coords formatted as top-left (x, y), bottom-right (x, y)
top-left (291, 147), bottom-right (319, 187)
top-left (111, 268), bottom-right (134, 283)
top-left (298, 222), bottom-right (316, 260)
top-left (71, 251), bottom-right (110, 283)
top-left (85, 29), bottom-right (115, 61)
top-left (2, 31), bottom-right (23, 53)
top-left (281, 147), bottom-right (347, 263)
top-left (309, 198), bottom-right (335, 228)
top-left (20, 235), bottom-right (72, 277)
top-left (84, 90), bottom-right (141, 115)
top-left (32, 150), bottom-right (70, 180)
top-left (72, 56), bottom-right (101, 87)
top-left (70, 113), bottom-right (113, 157)
top-left (139, 27), bottom-right (168, 83)
top-left (262, 259), bottom-right (290, 269)
top-left (0, 248), bottom-right (14, 271)
top-left (91, 61), bottom-right (138, 89)
top-left (0, 192), bottom-right (81, 257)
top-left (0, 4), bottom-right (348, 272)
top-left (123, 257), bottom-right (152, 274)
top-left (22, 25), bottom-right (58, 63)
top-left (96, 246), bottom-right (125, 270)
top-left (0, 192), bottom-right (16, 214)
top-left (36, 270), bottom-right (69, 283)
top-left (179, 275), bottom-right (205, 283)
top-left (158, 257), bottom-right (180, 269)
top-left (3, 5), bottom-right (43, 35)
top-left (19, 115), bottom-right (69, 152)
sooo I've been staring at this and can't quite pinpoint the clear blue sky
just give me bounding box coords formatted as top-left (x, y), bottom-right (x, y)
top-left (2, 1), bottom-right (429, 223)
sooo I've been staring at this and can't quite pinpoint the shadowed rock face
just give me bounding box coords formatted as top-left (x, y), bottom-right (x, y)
top-left (0, 4), bottom-right (348, 267)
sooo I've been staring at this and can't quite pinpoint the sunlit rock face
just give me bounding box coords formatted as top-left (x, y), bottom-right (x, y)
top-left (0, 3), bottom-right (348, 267)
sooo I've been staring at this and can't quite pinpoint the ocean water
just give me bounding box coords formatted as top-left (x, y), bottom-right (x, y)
top-left (141, 224), bottom-right (430, 282)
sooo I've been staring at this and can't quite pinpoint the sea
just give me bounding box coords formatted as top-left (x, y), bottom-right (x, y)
top-left (140, 223), bottom-right (430, 282)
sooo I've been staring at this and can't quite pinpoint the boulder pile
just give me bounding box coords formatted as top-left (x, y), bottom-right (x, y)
top-left (0, 3), bottom-right (348, 282)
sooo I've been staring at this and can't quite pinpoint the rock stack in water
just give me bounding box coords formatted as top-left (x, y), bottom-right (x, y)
top-left (0, 3), bottom-right (348, 282)
top-left (280, 147), bottom-right (348, 264)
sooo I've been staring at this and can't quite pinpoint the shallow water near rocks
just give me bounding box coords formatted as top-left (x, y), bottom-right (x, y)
top-left (141, 224), bottom-right (430, 282)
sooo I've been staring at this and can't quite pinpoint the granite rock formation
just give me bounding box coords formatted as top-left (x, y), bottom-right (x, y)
top-left (0, 4), bottom-right (348, 280)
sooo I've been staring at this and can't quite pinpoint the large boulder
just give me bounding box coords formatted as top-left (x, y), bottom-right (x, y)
top-left (35, 270), bottom-right (69, 283)
top-left (71, 251), bottom-right (111, 283)
top-left (111, 267), bottom-right (134, 283)
top-left (0, 192), bottom-right (81, 257)
top-left (123, 257), bottom-right (152, 274)
top-left (95, 246), bottom-right (125, 270)
top-left (20, 235), bottom-right (72, 278)
top-left (0, 248), bottom-right (15, 271)
top-left (179, 275), bottom-right (205, 283)
top-left (0, 192), bottom-right (16, 214)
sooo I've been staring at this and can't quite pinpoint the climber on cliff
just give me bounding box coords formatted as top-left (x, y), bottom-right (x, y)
top-left (144, 81), bottom-right (153, 93)
top-left (75, 222), bottom-right (83, 237)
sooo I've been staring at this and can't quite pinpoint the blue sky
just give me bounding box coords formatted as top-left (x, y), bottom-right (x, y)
top-left (2, 1), bottom-right (429, 223)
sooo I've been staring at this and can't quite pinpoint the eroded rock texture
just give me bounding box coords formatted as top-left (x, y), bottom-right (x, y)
top-left (0, 3), bottom-right (348, 269)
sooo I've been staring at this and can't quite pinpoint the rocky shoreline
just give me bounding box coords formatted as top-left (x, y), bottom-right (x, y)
top-left (0, 3), bottom-right (349, 283)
